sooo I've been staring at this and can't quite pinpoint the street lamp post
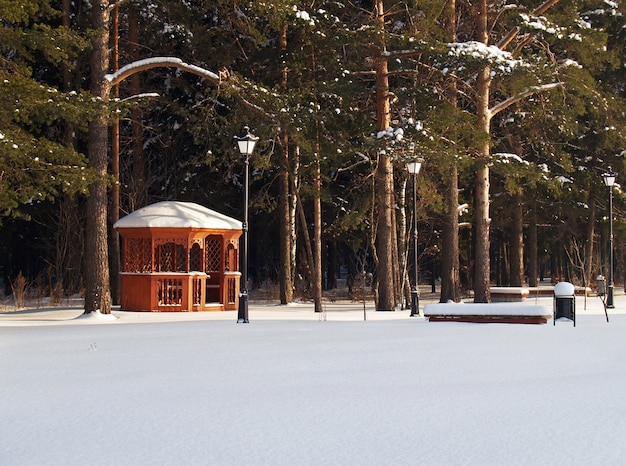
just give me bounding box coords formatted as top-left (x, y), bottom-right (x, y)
top-left (602, 167), bottom-right (617, 309)
top-left (235, 126), bottom-right (259, 323)
top-left (406, 159), bottom-right (422, 317)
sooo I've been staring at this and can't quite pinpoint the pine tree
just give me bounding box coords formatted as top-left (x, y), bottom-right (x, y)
top-left (0, 0), bottom-right (93, 218)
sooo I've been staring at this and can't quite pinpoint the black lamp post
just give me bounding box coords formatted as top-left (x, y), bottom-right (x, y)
top-left (406, 159), bottom-right (422, 317)
top-left (235, 126), bottom-right (259, 323)
top-left (602, 167), bottom-right (617, 309)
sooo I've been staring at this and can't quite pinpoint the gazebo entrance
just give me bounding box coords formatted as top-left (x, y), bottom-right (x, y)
top-left (114, 201), bottom-right (242, 312)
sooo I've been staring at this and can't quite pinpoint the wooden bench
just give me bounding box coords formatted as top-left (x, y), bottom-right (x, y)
top-left (423, 302), bottom-right (552, 324)
top-left (488, 286), bottom-right (590, 301)
top-left (490, 287), bottom-right (529, 302)
top-left (528, 286), bottom-right (590, 297)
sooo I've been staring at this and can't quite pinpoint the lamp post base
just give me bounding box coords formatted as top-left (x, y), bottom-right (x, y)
top-left (237, 292), bottom-right (249, 323)
top-left (607, 285), bottom-right (615, 309)
top-left (410, 288), bottom-right (420, 317)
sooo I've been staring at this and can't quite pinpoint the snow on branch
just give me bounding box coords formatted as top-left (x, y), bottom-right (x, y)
top-left (117, 93), bottom-right (160, 103)
top-left (108, 0), bottom-right (134, 11)
top-left (496, 0), bottom-right (564, 49)
top-left (104, 57), bottom-right (220, 87)
top-left (447, 42), bottom-right (523, 73)
top-left (104, 57), bottom-right (274, 120)
top-left (489, 82), bottom-right (562, 118)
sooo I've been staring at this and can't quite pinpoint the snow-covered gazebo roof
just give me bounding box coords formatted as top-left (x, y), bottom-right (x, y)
top-left (114, 201), bottom-right (242, 230)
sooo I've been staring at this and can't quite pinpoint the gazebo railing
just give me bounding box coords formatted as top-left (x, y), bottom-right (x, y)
top-left (120, 271), bottom-right (236, 311)
top-left (192, 275), bottom-right (203, 306)
top-left (224, 271), bottom-right (241, 307)
top-left (157, 278), bottom-right (183, 306)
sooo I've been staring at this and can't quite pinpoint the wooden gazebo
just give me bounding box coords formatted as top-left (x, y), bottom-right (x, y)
top-left (114, 201), bottom-right (242, 312)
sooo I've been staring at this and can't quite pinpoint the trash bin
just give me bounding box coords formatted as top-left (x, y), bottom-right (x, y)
top-left (554, 281), bottom-right (575, 326)
top-left (596, 275), bottom-right (606, 296)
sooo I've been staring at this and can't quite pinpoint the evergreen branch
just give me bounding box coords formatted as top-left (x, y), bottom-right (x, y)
top-left (496, 0), bottom-right (564, 49)
top-left (334, 153), bottom-right (372, 178)
top-left (489, 82), bottom-right (562, 118)
top-left (513, 36), bottom-right (534, 55)
top-left (497, 27), bottom-right (521, 50)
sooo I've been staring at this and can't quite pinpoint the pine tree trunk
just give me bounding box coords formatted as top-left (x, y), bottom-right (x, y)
top-left (440, 163), bottom-right (461, 302)
top-left (129, 5), bottom-right (146, 210)
top-left (85, 0), bottom-right (112, 314)
top-left (278, 137), bottom-right (293, 304)
top-left (290, 150), bottom-right (299, 293)
top-left (584, 188), bottom-right (596, 286)
top-left (398, 177), bottom-right (410, 307)
top-left (528, 200), bottom-right (538, 287)
top-left (473, 0), bottom-right (492, 303)
top-left (376, 154), bottom-right (396, 311)
top-left (391, 191), bottom-right (401, 307)
top-left (277, 29), bottom-right (293, 305)
top-left (313, 157), bottom-right (323, 312)
top-left (109, 3), bottom-right (120, 305)
top-left (509, 194), bottom-right (524, 286)
top-left (374, 0), bottom-right (396, 311)
top-left (474, 158), bottom-right (491, 302)
top-left (440, 0), bottom-right (461, 303)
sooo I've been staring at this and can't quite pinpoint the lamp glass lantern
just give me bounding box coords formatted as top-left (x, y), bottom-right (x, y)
top-left (237, 128), bottom-right (259, 158)
top-left (603, 170), bottom-right (616, 187)
top-left (406, 161), bottom-right (422, 175)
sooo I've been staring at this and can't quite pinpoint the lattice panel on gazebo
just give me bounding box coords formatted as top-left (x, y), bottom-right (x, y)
top-left (157, 242), bottom-right (187, 272)
top-left (192, 276), bottom-right (202, 305)
top-left (205, 238), bottom-right (221, 273)
top-left (189, 243), bottom-right (203, 272)
top-left (227, 276), bottom-right (237, 304)
top-left (125, 238), bottom-right (152, 272)
top-left (224, 243), bottom-right (236, 271)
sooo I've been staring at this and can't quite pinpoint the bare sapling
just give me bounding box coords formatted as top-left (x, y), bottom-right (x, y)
top-left (11, 272), bottom-right (28, 310)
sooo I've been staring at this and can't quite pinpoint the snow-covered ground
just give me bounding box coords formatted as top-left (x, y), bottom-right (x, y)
top-left (2, 290), bottom-right (625, 465)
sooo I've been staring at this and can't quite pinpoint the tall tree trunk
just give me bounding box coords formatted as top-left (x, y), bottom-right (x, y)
top-left (440, 163), bottom-right (461, 302)
top-left (374, 0), bottom-right (396, 311)
top-left (528, 200), bottom-right (538, 287)
top-left (278, 138), bottom-right (293, 304)
top-left (509, 194), bottom-right (524, 286)
top-left (109, 3), bottom-right (120, 305)
top-left (277, 28), bottom-right (293, 305)
top-left (375, 155), bottom-right (396, 311)
top-left (290, 174), bottom-right (315, 293)
top-left (473, 0), bottom-right (492, 303)
top-left (290, 149), bottom-right (300, 291)
top-left (440, 0), bottom-right (461, 303)
top-left (85, 0), bottom-right (112, 314)
top-left (129, 5), bottom-right (146, 210)
top-left (398, 177), bottom-right (410, 307)
top-left (584, 187), bottom-right (596, 286)
top-left (313, 156), bottom-right (323, 312)
top-left (308, 42), bottom-right (323, 313)
top-left (391, 190), bottom-right (401, 308)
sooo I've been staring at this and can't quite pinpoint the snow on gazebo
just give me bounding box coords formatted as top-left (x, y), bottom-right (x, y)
top-left (113, 201), bottom-right (242, 312)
